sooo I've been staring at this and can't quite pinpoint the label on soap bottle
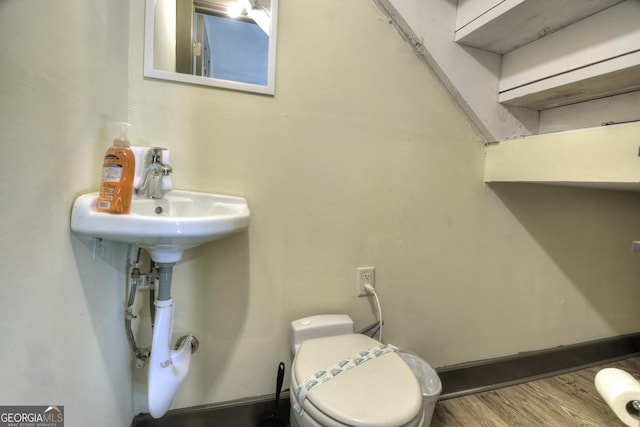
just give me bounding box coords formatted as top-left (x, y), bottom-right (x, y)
top-left (96, 149), bottom-right (134, 214)
top-left (101, 164), bottom-right (123, 183)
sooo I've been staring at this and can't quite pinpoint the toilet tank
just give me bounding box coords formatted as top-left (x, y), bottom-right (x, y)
top-left (290, 314), bottom-right (354, 354)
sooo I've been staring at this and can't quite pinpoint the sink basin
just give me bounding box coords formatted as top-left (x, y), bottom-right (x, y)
top-left (71, 190), bottom-right (250, 263)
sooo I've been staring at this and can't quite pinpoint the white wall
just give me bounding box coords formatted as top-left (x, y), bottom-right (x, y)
top-left (0, 0), bottom-right (133, 425)
top-left (128, 0), bottom-right (640, 414)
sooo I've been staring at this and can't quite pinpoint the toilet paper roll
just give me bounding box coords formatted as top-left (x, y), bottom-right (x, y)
top-left (595, 368), bottom-right (640, 426)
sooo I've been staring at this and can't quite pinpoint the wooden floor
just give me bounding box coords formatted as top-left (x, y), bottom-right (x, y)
top-left (430, 356), bottom-right (640, 426)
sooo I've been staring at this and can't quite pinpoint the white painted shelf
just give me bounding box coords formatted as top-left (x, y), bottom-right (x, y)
top-left (454, 0), bottom-right (621, 54)
top-left (484, 122), bottom-right (640, 192)
top-left (497, 1), bottom-right (640, 110)
top-left (455, 0), bottom-right (640, 112)
top-left (499, 53), bottom-right (640, 110)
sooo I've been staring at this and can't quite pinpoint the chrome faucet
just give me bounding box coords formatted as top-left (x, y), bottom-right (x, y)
top-left (137, 147), bottom-right (173, 199)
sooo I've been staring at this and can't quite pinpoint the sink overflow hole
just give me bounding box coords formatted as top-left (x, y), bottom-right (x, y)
top-left (155, 207), bottom-right (163, 215)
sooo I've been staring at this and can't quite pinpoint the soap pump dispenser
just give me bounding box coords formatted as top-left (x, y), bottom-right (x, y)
top-left (96, 122), bottom-right (135, 214)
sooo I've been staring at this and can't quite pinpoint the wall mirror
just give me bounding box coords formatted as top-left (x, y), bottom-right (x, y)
top-left (144, 0), bottom-right (278, 95)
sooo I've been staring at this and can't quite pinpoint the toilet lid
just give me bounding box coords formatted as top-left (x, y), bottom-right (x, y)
top-left (294, 334), bottom-right (422, 427)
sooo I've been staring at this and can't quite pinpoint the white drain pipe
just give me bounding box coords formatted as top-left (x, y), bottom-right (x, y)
top-left (147, 263), bottom-right (198, 418)
top-left (148, 299), bottom-right (193, 418)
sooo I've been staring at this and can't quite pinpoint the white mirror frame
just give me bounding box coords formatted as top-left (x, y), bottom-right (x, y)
top-left (143, 0), bottom-right (278, 95)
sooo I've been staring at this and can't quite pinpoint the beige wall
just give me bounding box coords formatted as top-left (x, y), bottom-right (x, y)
top-left (2, 0), bottom-right (640, 422)
top-left (0, 0), bottom-right (133, 425)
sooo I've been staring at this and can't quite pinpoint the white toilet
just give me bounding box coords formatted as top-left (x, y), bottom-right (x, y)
top-left (289, 314), bottom-right (425, 427)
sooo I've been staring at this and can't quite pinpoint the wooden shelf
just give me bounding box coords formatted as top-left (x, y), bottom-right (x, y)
top-left (496, 1), bottom-right (640, 110)
top-left (498, 53), bottom-right (640, 110)
top-left (484, 123), bottom-right (640, 191)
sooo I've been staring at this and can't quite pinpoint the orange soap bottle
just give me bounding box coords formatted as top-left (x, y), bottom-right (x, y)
top-left (96, 122), bottom-right (135, 214)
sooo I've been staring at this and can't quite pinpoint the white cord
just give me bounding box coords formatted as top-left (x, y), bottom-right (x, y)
top-left (364, 284), bottom-right (383, 342)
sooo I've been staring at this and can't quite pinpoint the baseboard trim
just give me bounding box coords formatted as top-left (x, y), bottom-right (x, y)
top-left (131, 333), bottom-right (640, 425)
top-left (130, 393), bottom-right (291, 427)
top-left (437, 332), bottom-right (640, 400)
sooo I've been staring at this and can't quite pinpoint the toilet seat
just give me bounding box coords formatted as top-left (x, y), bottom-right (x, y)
top-left (292, 334), bottom-right (423, 427)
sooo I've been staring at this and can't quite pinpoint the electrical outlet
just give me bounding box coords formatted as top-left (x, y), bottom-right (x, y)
top-left (357, 267), bottom-right (375, 297)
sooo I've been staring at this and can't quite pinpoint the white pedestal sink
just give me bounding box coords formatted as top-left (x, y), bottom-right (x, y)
top-left (70, 190), bottom-right (250, 262)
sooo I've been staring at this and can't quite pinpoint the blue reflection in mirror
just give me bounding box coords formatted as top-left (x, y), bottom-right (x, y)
top-left (202, 14), bottom-right (269, 86)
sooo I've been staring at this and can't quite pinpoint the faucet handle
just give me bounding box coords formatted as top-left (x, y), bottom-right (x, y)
top-left (146, 147), bottom-right (167, 164)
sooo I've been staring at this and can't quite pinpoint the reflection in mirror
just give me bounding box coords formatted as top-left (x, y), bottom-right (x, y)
top-left (189, 13), bottom-right (269, 84)
top-left (144, 0), bottom-right (278, 95)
